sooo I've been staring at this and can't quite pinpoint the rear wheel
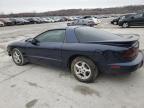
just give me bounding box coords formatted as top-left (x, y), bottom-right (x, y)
top-left (12, 48), bottom-right (27, 66)
top-left (71, 57), bottom-right (99, 83)
top-left (122, 22), bottom-right (129, 28)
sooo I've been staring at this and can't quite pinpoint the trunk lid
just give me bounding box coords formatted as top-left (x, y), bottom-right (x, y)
top-left (87, 34), bottom-right (139, 47)
top-left (88, 34), bottom-right (140, 61)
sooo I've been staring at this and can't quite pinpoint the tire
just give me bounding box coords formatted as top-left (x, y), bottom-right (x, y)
top-left (71, 57), bottom-right (99, 83)
top-left (122, 22), bottom-right (129, 28)
top-left (12, 48), bottom-right (27, 66)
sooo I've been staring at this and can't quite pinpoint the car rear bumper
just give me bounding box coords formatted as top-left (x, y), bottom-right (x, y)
top-left (100, 51), bottom-right (144, 74)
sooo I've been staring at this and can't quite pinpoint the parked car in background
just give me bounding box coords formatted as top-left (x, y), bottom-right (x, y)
top-left (46, 17), bottom-right (55, 23)
top-left (26, 17), bottom-right (41, 24)
top-left (111, 16), bottom-right (121, 25)
top-left (71, 16), bottom-right (79, 20)
top-left (67, 19), bottom-right (82, 26)
top-left (0, 21), bottom-right (4, 27)
top-left (53, 17), bottom-right (61, 22)
top-left (41, 18), bottom-right (49, 23)
top-left (111, 14), bottom-right (135, 25)
top-left (7, 26), bottom-right (144, 83)
top-left (59, 17), bottom-right (66, 22)
top-left (35, 17), bottom-right (45, 23)
top-left (68, 16), bottom-right (101, 26)
top-left (10, 18), bottom-right (29, 25)
top-left (118, 13), bottom-right (144, 28)
top-left (0, 18), bottom-right (14, 26)
top-left (65, 16), bottom-right (73, 21)
top-left (19, 18), bottom-right (30, 24)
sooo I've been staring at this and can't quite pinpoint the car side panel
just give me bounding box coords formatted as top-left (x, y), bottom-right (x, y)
top-left (130, 17), bottom-right (143, 26)
top-left (61, 42), bottom-right (125, 68)
top-left (62, 27), bottom-right (127, 68)
top-left (24, 42), bottom-right (63, 65)
top-left (7, 41), bottom-right (27, 56)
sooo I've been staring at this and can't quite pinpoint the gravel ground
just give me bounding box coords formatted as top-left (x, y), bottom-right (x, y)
top-left (0, 19), bottom-right (144, 108)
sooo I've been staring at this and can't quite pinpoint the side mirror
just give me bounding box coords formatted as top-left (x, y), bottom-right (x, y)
top-left (31, 38), bottom-right (39, 45)
top-left (26, 38), bottom-right (38, 45)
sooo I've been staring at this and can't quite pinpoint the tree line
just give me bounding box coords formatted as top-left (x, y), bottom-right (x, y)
top-left (0, 5), bottom-right (144, 18)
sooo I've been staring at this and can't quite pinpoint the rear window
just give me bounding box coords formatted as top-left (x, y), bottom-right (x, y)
top-left (75, 27), bottom-right (122, 42)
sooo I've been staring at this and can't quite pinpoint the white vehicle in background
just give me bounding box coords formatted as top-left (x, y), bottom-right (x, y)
top-left (46, 17), bottom-right (55, 23)
top-left (53, 17), bottom-right (60, 22)
top-left (67, 16), bottom-right (101, 26)
top-left (0, 21), bottom-right (4, 27)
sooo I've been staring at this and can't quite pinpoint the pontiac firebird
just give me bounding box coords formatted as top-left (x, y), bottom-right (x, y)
top-left (7, 26), bottom-right (144, 83)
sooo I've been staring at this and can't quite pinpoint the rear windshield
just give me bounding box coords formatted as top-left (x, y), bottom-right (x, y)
top-left (75, 27), bottom-right (122, 42)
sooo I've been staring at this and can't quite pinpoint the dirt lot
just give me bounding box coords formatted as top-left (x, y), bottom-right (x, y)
top-left (0, 18), bottom-right (144, 108)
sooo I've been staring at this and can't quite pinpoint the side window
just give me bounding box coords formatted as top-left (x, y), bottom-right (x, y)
top-left (35, 30), bottom-right (65, 43)
top-left (134, 14), bottom-right (143, 18)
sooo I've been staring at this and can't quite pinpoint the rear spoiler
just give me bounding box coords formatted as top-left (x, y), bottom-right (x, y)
top-left (86, 34), bottom-right (140, 47)
top-left (116, 34), bottom-right (140, 40)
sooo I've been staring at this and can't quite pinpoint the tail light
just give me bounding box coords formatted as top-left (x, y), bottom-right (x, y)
top-left (122, 47), bottom-right (139, 59)
top-left (111, 65), bottom-right (121, 69)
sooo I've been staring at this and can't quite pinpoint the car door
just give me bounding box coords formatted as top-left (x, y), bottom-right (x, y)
top-left (25, 29), bottom-right (65, 64)
top-left (132, 14), bottom-right (144, 26)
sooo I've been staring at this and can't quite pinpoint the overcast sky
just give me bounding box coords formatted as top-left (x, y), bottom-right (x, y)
top-left (0, 0), bottom-right (144, 14)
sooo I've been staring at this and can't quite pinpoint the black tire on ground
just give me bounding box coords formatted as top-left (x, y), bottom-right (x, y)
top-left (122, 22), bottom-right (129, 28)
top-left (71, 57), bottom-right (99, 83)
top-left (12, 48), bottom-right (27, 66)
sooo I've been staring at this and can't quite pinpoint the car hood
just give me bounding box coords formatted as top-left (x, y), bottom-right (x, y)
top-left (8, 38), bottom-right (28, 47)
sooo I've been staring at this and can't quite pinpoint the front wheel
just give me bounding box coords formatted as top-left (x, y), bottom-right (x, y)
top-left (122, 22), bottom-right (129, 28)
top-left (12, 48), bottom-right (27, 66)
top-left (71, 57), bottom-right (99, 83)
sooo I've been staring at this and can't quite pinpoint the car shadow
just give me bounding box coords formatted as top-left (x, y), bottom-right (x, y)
top-left (129, 26), bottom-right (144, 28)
top-left (27, 61), bottom-right (144, 84)
top-left (31, 61), bottom-right (68, 72)
top-left (97, 72), bottom-right (132, 82)
top-left (29, 62), bottom-right (72, 77)
top-left (96, 67), bottom-right (144, 84)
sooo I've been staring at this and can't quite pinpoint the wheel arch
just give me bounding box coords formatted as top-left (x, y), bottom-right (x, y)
top-left (8, 46), bottom-right (24, 56)
top-left (67, 54), bottom-right (96, 69)
top-left (8, 46), bottom-right (15, 56)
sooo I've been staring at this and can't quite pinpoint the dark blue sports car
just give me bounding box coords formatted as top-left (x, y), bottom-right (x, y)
top-left (7, 26), bottom-right (144, 83)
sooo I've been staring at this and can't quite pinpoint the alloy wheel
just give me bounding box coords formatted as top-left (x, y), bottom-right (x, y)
top-left (74, 61), bottom-right (91, 80)
top-left (122, 22), bottom-right (129, 28)
top-left (12, 49), bottom-right (23, 64)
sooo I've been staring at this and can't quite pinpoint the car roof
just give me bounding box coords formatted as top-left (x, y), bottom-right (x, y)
top-left (46, 26), bottom-right (79, 31)
top-left (67, 26), bottom-right (94, 30)
top-left (46, 26), bottom-right (91, 31)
